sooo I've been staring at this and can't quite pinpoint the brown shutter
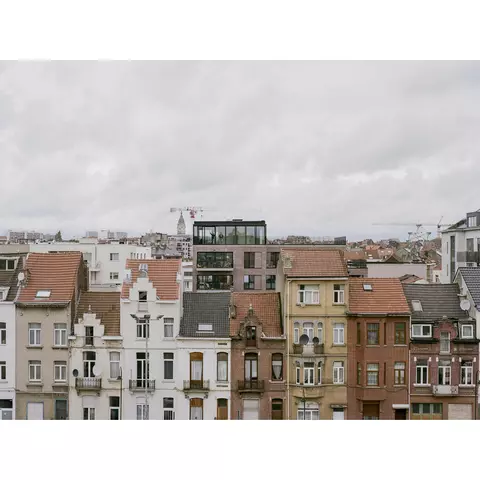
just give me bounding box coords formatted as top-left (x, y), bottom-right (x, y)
top-left (217, 399), bottom-right (228, 420)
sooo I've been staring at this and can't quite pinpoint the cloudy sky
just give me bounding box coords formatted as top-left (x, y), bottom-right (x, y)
top-left (0, 61), bottom-right (479, 241)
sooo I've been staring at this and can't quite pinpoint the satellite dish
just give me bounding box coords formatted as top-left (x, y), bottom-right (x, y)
top-left (312, 337), bottom-right (320, 345)
top-left (460, 299), bottom-right (471, 311)
top-left (299, 334), bottom-right (309, 345)
top-left (18, 272), bottom-right (25, 282)
top-left (92, 366), bottom-right (102, 377)
top-left (72, 369), bottom-right (79, 378)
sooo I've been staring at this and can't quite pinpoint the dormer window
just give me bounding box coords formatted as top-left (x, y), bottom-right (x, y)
top-left (0, 259), bottom-right (15, 271)
top-left (35, 290), bottom-right (51, 298)
top-left (363, 284), bottom-right (373, 291)
top-left (246, 326), bottom-right (257, 346)
top-left (412, 324), bottom-right (432, 338)
top-left (467, 215), bottom-right (478, 228)
top-left (411, 300), bottom-right (423, 312)
top-left (85, 326), bottom-right (94, 346)
top-left (461, 324), bottom-right (474, 339)
top-left (197, 324), bottom-right (213, 332)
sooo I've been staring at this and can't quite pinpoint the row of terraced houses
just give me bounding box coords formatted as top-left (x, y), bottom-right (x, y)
top-left (1, 219), bottom-right (480, 419)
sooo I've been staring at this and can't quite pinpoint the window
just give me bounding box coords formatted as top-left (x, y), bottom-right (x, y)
top-left (304, 362), bottom-right (315, 385)
top-left (303, 322), bottom-right (314, 343)
top-left (266, 275), bottom-right (276, 290)
top-left (197, 274), bottom-right (233, 290)
top-left (54, 323), bottom-right (67, 347)
top-left (333, 284), bottom-right (345, 304)
top-left (412, 403), bottom-right (442, 418)
top-left (356, 322), bottom-right (361, 344)
top-left (54, 361), bottom-right (67, 382)
top-left (438, 361), bottom-right (451, 385)
top-left (468, 216), bottom-right (477, 227)
top-left (217, 399), bottom-right (228, 420)
top-left (190, 398), bottom-right (203, 420)
top-left (217, 352), bottom-right (228, 382)
top-left (110, 272), bottom-right (119, 280)
top-left (243, 275), bottom-right (259, 290)
top-left (0, 361), bottom-right (5, 380)
top-left (411, 300), bottom-right (423, 311)
top-left (55, 399), bottom-right (68, 420)
top-left (197, 252), bottom-right (233, 269)
top-left (29, 361), bottom-right (41, 382)
top-left (416, 360), bottom-right (428, 384)
top-left (363, 284), bottom-right (373, 291)
top-left (333, 323), bottom-right (345, 345)
top-left (461, 360), bottom-right (473, 385)
top-left (266, 252), bottom-right (280, 269)
top-left (164, 353), bottom-right (174, 380)
top-left (462, 324), bottom-right (474, 339)
top-left (28, 323), bottom-right (41, 346)
top-left (317, 322), bottom-right (323, 343)
top-left (367, 363), bottom-right (379, 386)
top-left (0, 322), bottom-right (6, 345)
top-left (357, 363), bottom-right (362, 385)
top-left (85, 326), bottom-right (94, 346)
top-left (298, 284), bottom-right (320, 304)
top-left (110, 352), bottom-right (120, 379)
top-left (198, 324), bottom-right (213, 332)
top-left (109, 397), bottom-right (120, 420)
top-left (83, 407), bottom-right (95, 420)
top-left (164, 398), bottom-right (175, 420)
top-left (164, 318), bottom-right (174, 338)
top-left (136, 404), bottom-right (149, 420)
top-left (246, 326), bottom-right (256, 346)
top-left (0, 288), bottom-right (8, 301)
top-left (110, 253), bottom-right (119, 261)
top-left (367, 323), bottom-right (379, 345)
top-left (244, 252), bottom-right (256, 268)
top-left (317, 362), bottom-right (322, 384)
top-left (139, 291), bottom-right (148, 302)
top-left (190, 352), bottom-right (203, 386)
top-left (35, 290), bottom-right (51, 298)
top-left (271, 354), bottom-right (283, 381)
top-left (271, 399), bottom-right (283, 420)
top-left (136, 352), bottom-right (149, 384)
top-left (293, 323), bottom-right (300, 344)
top-left (394, 362), bottom-right (406, 385)
top-left (0, 259), bottom-right (15, 270)
top-left (440, 332), bottom-right (450, 353)
top-left (244, 353), bottom-right (258, 381)
top-left (136, 318), bottom-right (149, 339)
top-left (83, 352), bottom-right (96, 378)
top-left (395, 322), bottom-right (406, 344)
top-left (296, 366), bottom-right (300, 384)
top-left (297, 402), bottom-right (319, 420)
top-left (333, 361), bottom-right (344, 384)
top-left (412, 324), bottom-right (432, 338)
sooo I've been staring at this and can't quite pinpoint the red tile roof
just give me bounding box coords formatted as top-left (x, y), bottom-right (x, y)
top-left (121, 259), bottom-right (181, 300)
top-left (281, 248), bottom-right (348, 277)
top-left (17, 252), bottom-right (82, 304)
top-left (77, 292), bottom-right (121, 336)
top-left (230, 292), bottom-right (283, 337)
top-left (348, 278), bottom-right (410, 314)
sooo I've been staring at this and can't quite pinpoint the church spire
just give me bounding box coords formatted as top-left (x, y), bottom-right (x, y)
top-left (177, 211), bottom-right (186, 235)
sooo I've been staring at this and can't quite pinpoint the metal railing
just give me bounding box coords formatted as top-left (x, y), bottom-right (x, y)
top-left (183, 380), bottom-right (210, 390)
top-left (75, 377), bottom-right (102, 390)
top-left (238, 380), bottom-right (265, 392)
top-left (129, 379), bottom-right (156, 391)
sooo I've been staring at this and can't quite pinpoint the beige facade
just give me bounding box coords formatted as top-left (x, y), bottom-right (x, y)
top-left (15, 307), bottom-right (71, 419)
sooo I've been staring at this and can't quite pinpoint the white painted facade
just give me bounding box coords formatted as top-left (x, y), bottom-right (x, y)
top-left (182, 261), bottom-right (193, 292)
top-left (0, 301), bottom-right (15, 420)
top-left (121, 275), bottom-right (182, 420)
top-left (176, 337), bottom-right (231, 420)
top-left (68, 312), bottom-right (123, 420)
top-left (30, 242), bottom-right (152, 288)
top-left (367, 262), bottom-right (427, 279)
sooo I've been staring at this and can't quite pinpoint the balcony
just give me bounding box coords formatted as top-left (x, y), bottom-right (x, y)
top-left (75, 377), bottom-right (102, 391)
top-left (432, 385), bottom-right (459, 396)
top-left (314, 344), bottom-right (325, 354)
top-left (238, 380), bottom-right (265, 393)
top-left (183, 380), bottom-right (210, 391)
top-left (129, 379), bottom-right (156, 392)
top-left (293, 344), bottom-right (304, 354)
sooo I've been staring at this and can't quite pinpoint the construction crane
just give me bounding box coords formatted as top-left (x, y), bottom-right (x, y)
top-left (170, 206), bottom-right (209, 220)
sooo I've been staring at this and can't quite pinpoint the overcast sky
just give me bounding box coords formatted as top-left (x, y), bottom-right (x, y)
top-left (0, 61), bottom-right (479, 241)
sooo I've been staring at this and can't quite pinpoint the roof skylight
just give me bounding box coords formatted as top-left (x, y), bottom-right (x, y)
top-left (35, 290), bottom-right (51, 298)
top-left (363, 284), bottom-right (373, 291)
top-left (411, 300), bottom-right (423, 312)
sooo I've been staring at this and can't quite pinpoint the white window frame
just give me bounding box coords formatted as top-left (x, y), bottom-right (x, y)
top-left (83, 407), bottom-right (95, 420)
top-left (412, 324), bottom-right (432, 338)
top-left (297, 403), bottom-right (319, 420)
top-left (333, 323), bottom-right (345, 345)
top-left (438, 365), bottom-right (451, 385)
top-left (164, 352), bottom-right (174, 380)
top-left (461, 324), bottom-right (474, 339)
top-left (333, 284), bottom-right (345, 304)
top-left (302, 322), bottom-right (314, 343)
top-left (109, 397), bottom-right (120, 420)
top-left (293, 324), bottom-right (300, 344)
top-left (297, 285), bottom-right (320, 305)
top-left (29, 361), bottom-right (42, 382)
top-left (136, 318), bottom-right (149, 339)
top-left (317, 362), bottom-right (322, 385)
top-left (394, 362), bottom-right (405, 385)
top-left (439, 332), bottom-right (450, 353)
top-left (333, 361), bottom-right (344, 384)
top-left (461, 362), bottom-right (473, 385)
top-left (304, 364), bottom-right (315, 385)
top-left (163, 317), bottom-right (174, 338)
top-left (317, 323), bottom-right (323, 343)
top-left (109, 272), bottom-right (119, 280)
top-left (163, 398), bottom-right (175, 420)
top-left (110, 253), bottom-right (119, 261)
top-left (0, 287), bottom-right (9, 301)
top-left (366, 363), bottom-right (379, 386)
top-left (136, 403), bottom-right (149, 420)
top-left (109, 352), bottom-right (120, 379)
top-left (416, 364), bottom-right (429, 385)
top-left (28, 323), bottom-right (41, 346)
top-left (53, 323), bottom-right (67, 347)
top-left (54, 361), bottom-right (67, 382)
top-left (0, 361), bottom-right (6, 380)
top-left (0, 322), bottom-right (6, 345)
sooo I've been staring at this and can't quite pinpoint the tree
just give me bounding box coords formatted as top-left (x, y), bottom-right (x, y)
top-left (55, 231), bottom-right (63, 242)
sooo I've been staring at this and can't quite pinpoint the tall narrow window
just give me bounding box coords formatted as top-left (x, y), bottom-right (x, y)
top-left (54, 323), bottom-right (67, 347)
top-left (136, 403), bottom-right (149, 420)
top-left (0, 361), bottom-right (6, 380)
top-left (136, 318), bottom-right (149, 339)
top-left (293, 323), bottom-right (300, 344)
top-left (367, 364), bottom-right (379, 386)
top-left (110, 352), bottom-right (120, 379)
top-left (333, 361), bottom-right (344, 384)
top-left (217, 399), bottom-right (228, 420)
top-left (164, 353), bottom-right (174, 380)
top-left (190, 398), bottom-right (203, 420)
top-left (304, 362), bottom-right (314, 385)
top-left (333, 323), bottom-right (345, 345)
top-left (317, 322), bottom-right (323, 343)
top-left (28, 361), bottom-right (41, 382)
top-left (357, 362), bottom-right (362, 385)
top-left (394, 362), bottom-right (405, 385)
top-left (461, 360), bottom-right (473, 385)
top-left (296, 366), bottom-right (300, 384)
top-left (394, 323), bottom-right (406, 345)
top-left (245, 353), bottom-right (258, 382)
top-left (0, 322), bottom-right (6, 345)
top-left (440, 332), bottom-right (450, 353)
top-left (163, 398), bottom-right (175, 420)
top-left (317, 362), bottom-right (322, 385)
top-left (271, 353), bottom-right (283, 381)
top-left (333, 284), bottom-right (345, 304)
top-left (136, 352), bottom-right (149, 387)
top-left (217, 352), bottom-right (228, 382)
top-left (85, 326), bottom-right (94, 346)
top-left (356, 322), bottom-right (361, 345)
top-left (190, 352), bottom-right (203, 387)
top-left (367, 323), bottom-right (379, 345)
top-left (163, 318), bottom-right (174, 338)
top-left (54, 361), bottom-right (67, 382)
top-left (303, 322), bottom-right (314, 343)
top-left (271, 399), bottom-right (283, 420)
top-left (28, 323), bottom-right (41, 346)
top-left (438, 361), bottom-right (451, 385)
top-left (109, 397), bottom-right (120, 420)
top-left (416, 359), bottom-right (428, 385)
top-left (83, 407), bottom-right (96, 420)
top-left (246, 326), bottom-right (256, 346)
top-left (83, 352), bottom-right (96, 378)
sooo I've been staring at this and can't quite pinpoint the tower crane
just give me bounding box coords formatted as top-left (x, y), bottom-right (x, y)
top-left (169, 206), bottom-right (210, 220)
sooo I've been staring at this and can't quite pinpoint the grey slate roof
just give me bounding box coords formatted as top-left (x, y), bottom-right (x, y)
top-left (0, 253), bottom-right (26, 301)
top-left (403, 283), bottom-right (469, 321)
top-left (180, 292), bottom-right (231, 338)
top-left (458, 267), bottom-right (480, 308)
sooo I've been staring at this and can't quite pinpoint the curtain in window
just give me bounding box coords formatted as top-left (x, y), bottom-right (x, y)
top-left (217, 353), bottom-right (228, 381)
top-left (191, 361), bottom-right (202, 380)
top-left (272, 354), bottom-right (282, 380)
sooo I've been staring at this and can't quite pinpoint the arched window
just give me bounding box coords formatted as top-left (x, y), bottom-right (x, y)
top-left (271, 353), bottom-right (283, 380)
top-left (217, 352), bottom-right (228, 382)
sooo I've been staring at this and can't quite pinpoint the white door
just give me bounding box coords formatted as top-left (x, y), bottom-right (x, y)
top-left (27, 402), bottom-right (44, 420)
top-left (448, 403), bottom-right (472, 420)
top-left (243, 399), bottom-right (259, 420)
top-left (333, 408), bottom-right (345, 420)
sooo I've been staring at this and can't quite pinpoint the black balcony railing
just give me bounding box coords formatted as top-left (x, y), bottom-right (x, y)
top-left (75, 377), bottom-right (102, 390)
top-left (129, 379), bottom-right (156, 391)
top-left (183, 380), bottom-right (210, 391)
top-left (238, 380), bottom-right (265, 392)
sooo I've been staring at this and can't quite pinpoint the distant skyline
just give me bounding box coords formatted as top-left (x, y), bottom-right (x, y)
top-left (0, 61), bottom-right (478, 241)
